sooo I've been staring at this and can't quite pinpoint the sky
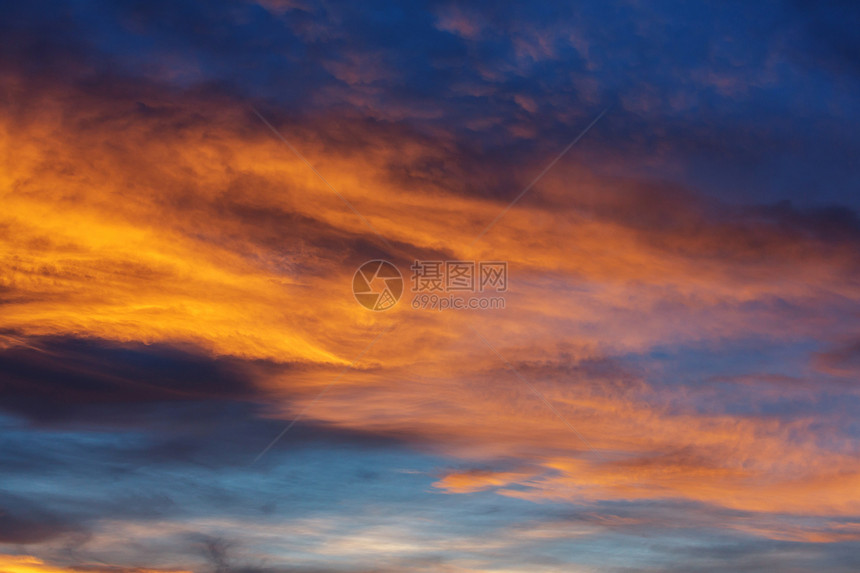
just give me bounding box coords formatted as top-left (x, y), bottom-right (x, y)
top-left (2, 0), bottom-right (860, 571)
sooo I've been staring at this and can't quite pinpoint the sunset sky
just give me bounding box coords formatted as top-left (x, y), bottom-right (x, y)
top-left (3, 1), bottom-right (860, 572)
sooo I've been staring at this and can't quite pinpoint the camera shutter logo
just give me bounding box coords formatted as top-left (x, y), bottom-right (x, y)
top-left (352, 260), bottom-right (403, 311)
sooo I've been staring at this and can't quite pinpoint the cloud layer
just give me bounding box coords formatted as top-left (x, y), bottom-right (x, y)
top-left (3, 1), bottom-right (860, 571)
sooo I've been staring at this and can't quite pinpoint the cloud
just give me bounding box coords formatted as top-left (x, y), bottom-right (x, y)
top-left (3, 1), bottom-right (860, 571)
top-left (0, 556), bottom-right (190, 573)
top-left (813, 340), bottom-right (860, 376)
top-left (0, 496), bottom-right (75, 545)
top-left (4, 66), bottom-right (860, 527)
top-left (0, 336), bottom-right (269, 423)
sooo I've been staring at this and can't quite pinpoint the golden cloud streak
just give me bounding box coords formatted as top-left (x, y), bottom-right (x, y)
top-left (4, 81), bottom-right (860, 526)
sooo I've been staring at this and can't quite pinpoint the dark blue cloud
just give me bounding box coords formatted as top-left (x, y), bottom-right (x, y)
top-left (0, 335), bottom-right (267, 423)
top-left (5, 0), bottom-right (859, 210)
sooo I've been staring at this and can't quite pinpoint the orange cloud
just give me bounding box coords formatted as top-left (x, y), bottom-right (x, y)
top-left (433, 468), bottom-right (538, 494)
top-left (0, 556), bottom-right (189, 573)
top-left (4, 74), bottom-right (860, 539)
